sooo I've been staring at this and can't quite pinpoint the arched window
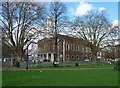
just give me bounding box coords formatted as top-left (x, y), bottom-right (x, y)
top-left (81, 55), bottom-right (83, 60)
top-left (44, 44), bottom-right (47, 50)
top-left (66, 43), bottom-right (69, 50)
top-left (76, 55), bottom-right (79, 59)
top-left (81, 46), bottom-right (83, 52)
top-left (53, 43), bottom-right (55, 50)
top-left (76, 45), bottom-right (79, 51)
top-left (72, 44), bottom-right (74, 51)
top-left (85, 47), bottom-right (87, 52)
top-left (66, 55), bottom-right (69, 60)
top-left (71, 55), bottom-right (74, 60)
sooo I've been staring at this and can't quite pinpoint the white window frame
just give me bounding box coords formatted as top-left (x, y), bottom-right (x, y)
top-left (66, 43), bottom-right (69, 50)
top-left (76, 45), bottom-right (79, 51)
top-left (66, 55), bottom-right (69, 60)
top-left (76, 55), bottom-right (79, 59)
top-left (44, 44), bottom-right (47, 50)
top-left (71, 55), bottom-right (74, 60)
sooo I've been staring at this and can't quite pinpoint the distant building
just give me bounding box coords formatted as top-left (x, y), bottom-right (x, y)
top-left (38, 34), bottom-right (91, 62)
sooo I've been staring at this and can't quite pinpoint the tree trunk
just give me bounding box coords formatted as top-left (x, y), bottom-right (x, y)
top-left (92, 53), bottom-right (97, 64)
top-left (13, 51), bottom-right (20, 67)
top-left (10, 58), bottom-right (13, 67)
top-left (54, 35), bottom-right (58, 62)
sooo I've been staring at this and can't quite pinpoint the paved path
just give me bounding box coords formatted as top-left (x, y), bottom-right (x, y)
top-left (2, 67), bottom-right (113, 71)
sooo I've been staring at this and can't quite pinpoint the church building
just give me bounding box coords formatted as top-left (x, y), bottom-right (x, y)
top-left (37, 15), bottom-right (92, 62)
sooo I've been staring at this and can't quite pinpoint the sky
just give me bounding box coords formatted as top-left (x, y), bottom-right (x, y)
top-left (64, 1), bottom-right (118, 26)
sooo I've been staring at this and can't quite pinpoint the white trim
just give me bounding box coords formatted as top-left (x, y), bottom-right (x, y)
top-left (46, 53), bottom-right (48, 60)
top-left (63, 40), bottom-right (65, 61)
top-left (57, 39), bottom-right (60, 61)
top-left (51, 53), bottom-right (54, 62)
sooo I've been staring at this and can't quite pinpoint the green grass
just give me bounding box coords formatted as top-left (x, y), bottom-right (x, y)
top-left (2, 69), bottom-right (118, 86)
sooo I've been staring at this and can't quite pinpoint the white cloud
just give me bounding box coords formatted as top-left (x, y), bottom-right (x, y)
top-left (112, 20), bottom-right (120, 45)
top-left (75, 1), bottom-right (93, 16)
top-left (99, 7), bottom-right (106, 11)
top-left (112, 20), bottom-right (120, 27)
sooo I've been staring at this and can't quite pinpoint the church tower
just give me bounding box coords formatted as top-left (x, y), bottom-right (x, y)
top-left (45, 14), bottom-right (54, 38)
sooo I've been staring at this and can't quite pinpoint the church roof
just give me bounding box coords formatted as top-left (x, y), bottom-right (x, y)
top-left (38, 34), bottom-right (83, 44)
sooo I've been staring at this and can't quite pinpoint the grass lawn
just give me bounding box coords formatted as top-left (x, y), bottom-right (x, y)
top-left (2, 69), bottom-right (118, 86)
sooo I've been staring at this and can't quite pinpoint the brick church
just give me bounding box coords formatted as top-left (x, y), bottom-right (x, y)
top-left (38, 15), bottom-right (92, 62)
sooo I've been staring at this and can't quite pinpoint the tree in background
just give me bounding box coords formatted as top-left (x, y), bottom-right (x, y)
top-left (71, 10), bottom-right (118, 63)
top-left (49, 2), bottom-right (68, 62)
top-left (0, 2), bottom-right (46, 65)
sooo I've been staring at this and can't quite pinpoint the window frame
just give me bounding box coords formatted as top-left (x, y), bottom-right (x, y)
top-left (81, 46), bottom-right (83, 52)
top-left (76, 55), bottom-right (79, 59)
top-left (66, 55), bottom-right (69, 60)
top-left (76, 45), bottom-right (79, 51)
top-left (66, 43), bottom-right (70, 50)
top-left (71, 55), bottom-right (74, 60)
top-left (71, 44), bottom-right (74, 51)
top-left (44, 44), bottom-right (47, 50)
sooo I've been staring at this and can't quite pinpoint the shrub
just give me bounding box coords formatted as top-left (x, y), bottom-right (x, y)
top-left (15, 61), bottom-right (19, 67)
top-left (53, 62), bottom-right (59, 67)
top-left (66, 65), bottom-right (71, 67)
top-left (75, 62), bottom-right (79, 66)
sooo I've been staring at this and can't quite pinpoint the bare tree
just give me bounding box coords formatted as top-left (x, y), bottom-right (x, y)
top-left (0, 2), bottom-right (46, 65)
top-left (49, 2), bottom-right (68, 62)
top-left (71, 10), bottom-right (118, 63)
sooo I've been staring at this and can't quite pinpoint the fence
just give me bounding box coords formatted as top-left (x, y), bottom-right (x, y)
top-left (2, 60), bottom-right (114, 68)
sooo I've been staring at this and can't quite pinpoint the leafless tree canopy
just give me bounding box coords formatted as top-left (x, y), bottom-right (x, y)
top-left (71, 10), bottom-right (118, 63)
top-left (49, 2), bottom-right (68, 35)
top-left (0, 2), bottom-right (46, 59)
top-left (49, 2), bottom-right (68, 62)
